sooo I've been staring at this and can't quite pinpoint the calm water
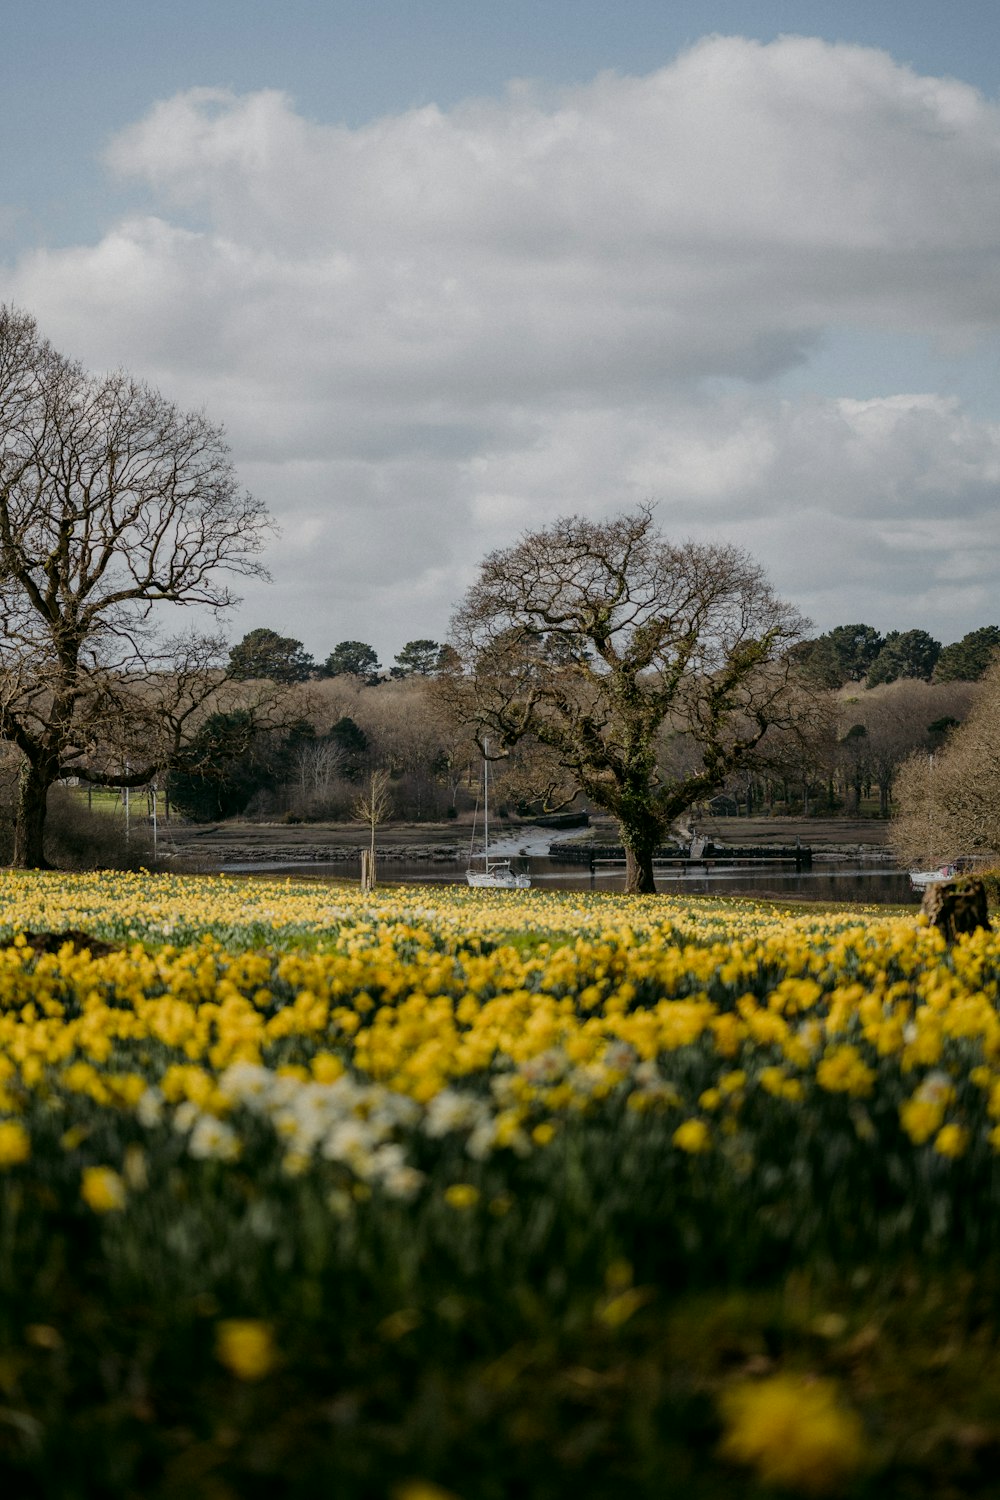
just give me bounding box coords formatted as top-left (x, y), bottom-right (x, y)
top-left (222, 857), bottom-right (916, 905)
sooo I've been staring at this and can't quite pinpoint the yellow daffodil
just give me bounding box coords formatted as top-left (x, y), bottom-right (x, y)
top-left (720, 1374), bottom-right (866, 1494)
top-left (215, 1319), bottom-right (277, 1381)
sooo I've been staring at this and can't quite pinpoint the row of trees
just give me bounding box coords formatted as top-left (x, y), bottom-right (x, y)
top-left (160, 672), bottom-right (479, 826)
top-left (0, 305), bottom-right (994, 890)
top-left (212, 612), bottom-right (995, 884)
top-left (709, 676), bottom-right (977, 821)
top-left (231, 621), bottom-right (1000, 694)
top-left (227, 631), bottom-right (451, 686)
top-left (792, 622), bottom-right (1000, 689)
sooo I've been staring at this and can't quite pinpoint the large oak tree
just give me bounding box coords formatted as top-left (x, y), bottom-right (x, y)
top-left (446, 507), bottom-right (808, 892)
top-left (0, 307), bottom-right (272, 866)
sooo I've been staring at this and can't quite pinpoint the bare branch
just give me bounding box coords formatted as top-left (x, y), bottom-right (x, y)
top-left (0, 306), bottom-right (274, 866)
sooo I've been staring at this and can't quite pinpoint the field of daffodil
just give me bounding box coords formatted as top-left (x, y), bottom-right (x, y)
top-left (1, 869), bottom-right (999, 1497)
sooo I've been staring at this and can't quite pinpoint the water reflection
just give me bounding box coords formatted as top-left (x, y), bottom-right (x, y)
top-left (221, 857), bottom-right (916, 905)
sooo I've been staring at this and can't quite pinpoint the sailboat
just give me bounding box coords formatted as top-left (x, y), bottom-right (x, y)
top-left (909, 862), bottom-right (958, 891)
top-left (908, 753), bottom-right (958, 890)
top-left (466, 745), bottom-right (531, 890)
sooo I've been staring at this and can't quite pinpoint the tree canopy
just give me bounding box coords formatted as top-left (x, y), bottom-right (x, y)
top-left (445, 506), bottom-right (808, 892)
top-left (323, 641), bottom-right (381, 683)
top-left (791, 623), bottom-right (884, 687)
top-left (391, 639), bottom-right (445, 678)
top-left (866, 629), bottom-right (941, 686)
top-left (328, 715), bottom-right (368, 778)
top-left (0, 306), bottom-right (272, 865)
top-left (166, 710), bottom-right (270, 822)
top-left (228, 627), bottom-right (315, 683)
top-left (933, 625), bottom-right (1000, 683)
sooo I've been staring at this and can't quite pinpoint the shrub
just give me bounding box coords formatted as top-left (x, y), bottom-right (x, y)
top-left (43, 788), bottom-right (154, 869)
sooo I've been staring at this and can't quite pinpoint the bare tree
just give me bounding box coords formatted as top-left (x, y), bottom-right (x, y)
top-left (831, 679), bottom-right (977, 817)
top-left (444, 507), bottom-right (808, 893)
top-left (354, 769), bottom-right (394, 889)
top-left (836, 722), bottom-right (873, 813)
top-left (0, 307), bottom-right (272, 866)
top-left (291, 738), bottom-right (346, 815)
top-left (891, 664), bottom-right (999, 865)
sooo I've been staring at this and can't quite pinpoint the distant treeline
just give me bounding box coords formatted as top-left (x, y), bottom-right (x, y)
top-left (789, 622), bottom-right (1000, 688)
top-left (142, 618), bottom-right (998, 828)
top-left (226, 630), bottom-right (455, 686)
top-left (227, 622), bottom-right (1000, 691)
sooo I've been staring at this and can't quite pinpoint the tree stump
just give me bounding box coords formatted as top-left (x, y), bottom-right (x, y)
top-left (921, 880), bottom-right (991, 943)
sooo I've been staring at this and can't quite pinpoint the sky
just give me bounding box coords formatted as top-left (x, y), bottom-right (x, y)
top-left (2, 0), bottom-right (1000, 665)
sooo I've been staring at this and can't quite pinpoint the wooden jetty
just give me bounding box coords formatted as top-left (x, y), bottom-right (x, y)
top-left (548, 840), bottom-right (812, 872)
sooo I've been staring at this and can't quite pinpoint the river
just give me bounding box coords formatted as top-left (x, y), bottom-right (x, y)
top-left (220, 856), bottom-right (917, 904)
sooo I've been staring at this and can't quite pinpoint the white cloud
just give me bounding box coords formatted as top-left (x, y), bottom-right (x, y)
top-left (3, 35), bottom-right (1000, 654)
top-left (458, 391), bottom-right (1000, 629)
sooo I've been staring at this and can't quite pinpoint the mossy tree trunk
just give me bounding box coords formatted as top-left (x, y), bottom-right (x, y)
top-left (12, 756), bottom-right (55, 869)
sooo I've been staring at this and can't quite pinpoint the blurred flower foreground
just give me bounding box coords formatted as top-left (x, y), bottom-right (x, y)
top-left (1, 869), bottom-right (999, 1495)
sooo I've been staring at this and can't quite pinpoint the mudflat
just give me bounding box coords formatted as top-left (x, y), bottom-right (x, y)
top-left (691, 815), bottom-right (891, 849)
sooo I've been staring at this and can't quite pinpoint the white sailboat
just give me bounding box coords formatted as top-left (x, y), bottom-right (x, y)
top-left (466, 745), bottom-right (531, 890)
top-left (909, 863), bottom-right (958, 891)
top-left (908, 753), bottom-right (957, 890)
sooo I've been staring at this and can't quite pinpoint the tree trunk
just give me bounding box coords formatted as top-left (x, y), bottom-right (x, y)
top-left (623, 844), bottom-right (656, 894)
top-left (12, 759), bottom-right (53, 869)
top-left (620, 814), bottom-right (660, 894)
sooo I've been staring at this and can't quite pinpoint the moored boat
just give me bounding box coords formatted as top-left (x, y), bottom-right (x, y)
top-left (909, 863), bottom-right (957, 891)
top-left (466, 743), bottom-right (531, 891)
